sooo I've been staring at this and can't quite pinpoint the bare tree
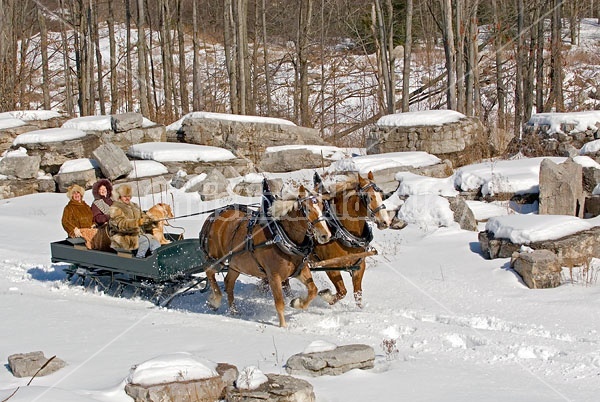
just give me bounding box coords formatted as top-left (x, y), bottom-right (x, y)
top-left (37, 6), bottom-right (51, 109)
top-left (440, 0), bottom-right (456, 110)
top-left (192, 0), bottom-right (204, 111)
top-left (402, 0), bottom-right (413, 112)
top-left (107, 0), bottom-right (118, 113)
top-left (137, 0), bottom-right (150, 116)
top-left (177, 0), bottom-right (189, 114)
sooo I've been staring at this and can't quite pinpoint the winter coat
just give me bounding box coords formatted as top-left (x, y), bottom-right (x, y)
top-left (91, 179), bottom-right (114, 226)
top-left (109, 200), bottom-right (143, 250)
top-left (61, 200), bottom-right (94, 238)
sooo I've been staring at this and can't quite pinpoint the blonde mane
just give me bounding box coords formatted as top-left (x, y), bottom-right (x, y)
top-left (328, 175), bottom-right (359, 197)
top-left (269, 199), bottom-right (298, 219)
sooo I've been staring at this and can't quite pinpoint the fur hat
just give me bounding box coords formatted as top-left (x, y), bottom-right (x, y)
top-left (92, 179), bottom-right (113, 200)
top-left (115, 184), bottom-right (133, 199)
top-left (66, 184), bottom-right (86, 200)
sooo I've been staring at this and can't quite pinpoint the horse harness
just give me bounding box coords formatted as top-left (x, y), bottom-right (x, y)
top-left (202, 191), bottom-right (324, 278)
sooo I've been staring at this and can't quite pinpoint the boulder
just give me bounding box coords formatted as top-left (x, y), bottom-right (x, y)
top-left (92, 143), bottom-right (133, 180)
top-left (259, 148), bottom-right (332, 173)
top-left (8, 351), bottom-right (66, 378)
top-left (0, 178), bottom-right (56, 199)
top-left (447, 196), bottom-right (478, 231)
top-left (582, 166), bottom-right (600, 194)
top-left (225, 374), bottom-right (315, 402)
top-left (0, 155), bottom-right (41, 179)
top-left (195, 169), bottom-right (229, 201)
top-left (511, 249), bottom-right (562, 289)
top-left (11, 134), bottom-right (101, 175)
top-left (54, 169), bottom-right (99, 193)
top-left (285, 344), bottom-right (374, 377)
top-left (125, 375), bottom-right (225, 402)
top-left (539, 158), bottom-right (585, 217)
top-left (233, 178), bottom-right (283, 197)
top-left (114, 176), bottom-right (170, 197)
top-left (584, 195), bottom-right (600, 218)
top-left (111, 112), bottom-right (143, 132)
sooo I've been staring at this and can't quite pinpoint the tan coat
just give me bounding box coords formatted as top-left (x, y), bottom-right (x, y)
top-left (109, 200), bottom-right (143, 250)
top-left (61, 200), bottom-right (94, 238)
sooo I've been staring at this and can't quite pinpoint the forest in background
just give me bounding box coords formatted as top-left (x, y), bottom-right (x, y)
top-left (0, 0), bottom-right (599, 146)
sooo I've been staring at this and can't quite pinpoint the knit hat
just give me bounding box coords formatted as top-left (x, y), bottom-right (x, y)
top-left (66, 184), bottom-right (86, 200)
top-left (115, 184), bottom-right (133, 198)
top-left (92, 179), bottom-right (113, 200)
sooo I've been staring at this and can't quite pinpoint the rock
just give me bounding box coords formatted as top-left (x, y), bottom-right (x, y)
top-left (111, 112), bottom-right (143, 132)
top-left (54, 169), bottom-right (98, 193)
top-left (582, 166), bottom-right (600, 194)
top-left (478, 230), bottom-right (521, 259)
top-left (11, 134), bottom-right (101, 175)
top-left (447, 196), bottom-right (477, 231)
top-left (0, 178), bottom-right (56, 199)
top-left (125, 375), bottom-right (225, 402)
top-left (259, 148), bottom-right (332, 173)
top-left (539, 158), bottom-right (585, 217)
top-left (8, 351), bottom-right (66, 378)
top-left (0, 155), bottom-right (41, 179)
top-left (192, 169), bottom-right (229, 201)
top-left (114, 176), bottom-right (170, 197)
top-left (285, 344), bottom-right (374, 377)
top-left (584, 195), bottom-right (600, 217)
top-left (92, 143), bottom-right (133, 180)
top-left (225, 374), bottom-right (315, 402)
top-left (511, 249), bottom-right (562, 289)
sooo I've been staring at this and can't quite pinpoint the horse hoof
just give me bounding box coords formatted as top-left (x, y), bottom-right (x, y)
top-left (318, 289), bottom-right (337, 305)
top-left (290, 298), bottom-right (302, 309)
top-left (207, 296), bottom-right (222, 311)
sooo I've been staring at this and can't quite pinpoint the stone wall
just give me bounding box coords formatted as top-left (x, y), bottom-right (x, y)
top-left (179, 117), bottom-right (327, 163)
top-left (366, 116), bottom-right (487, 168)
top-left (0, 117), bottom-right (67, 155)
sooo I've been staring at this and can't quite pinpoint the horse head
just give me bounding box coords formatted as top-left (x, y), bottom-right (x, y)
top-left (356, 172), bottom-right (392, 229)
top-left (270, 184), bottom-right (332, 245)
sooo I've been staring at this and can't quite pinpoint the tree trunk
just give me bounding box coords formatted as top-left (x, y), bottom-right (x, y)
top-left (125, 0), bottom-right (133, 111)
top-left (58, 0), bottom-right (75, 115)
top-left (107, 0), bottom-right (118, 113)
top-left (261, 0), bottom-right (272, 114)
top-left (297, 0), bottom-right (313, 125)
top-left (373, 0), bottom-right (394, 114)
top-left (224, 0), bottom-right (238, 114)
top-left (402, 0), bottom-right (413, 112)
top-left (137, 0), bottom-right (150, 117)
top-left (455, 1), bottom-right (466, 113)
top-left (440, 0), bottom-right (456, 110)
top-left (177, 0), bottom-right (189, 114)
top-left (91, 0), bottom-right (105, 114)
top-left (37, 7), bottom-right (51, 110)
top-left (492, 0), bottom-right (505, 129)
top-left (192, 0), bottom-right (204, 111)
top-left (547, 0), bottom-right (564, 111)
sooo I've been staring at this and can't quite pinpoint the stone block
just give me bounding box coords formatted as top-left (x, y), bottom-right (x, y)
top-left (285, 344), bottom-right (374, 377)
top-left (447, 196), bottom-right (477, 231)
top-left (111, 112), bottom-right (143, 132)
top-left (225, 374), bottom-right (315, 402)
top-left (54, 169), bottom-right (98, 193)
top-left (511, 249), bottom-right (562, 289)
top-left (0, 155), bottom-right (41, 179)
top-left (539, 158), bottom-right (585, 217)
top-left (115, 176), bottom-right (170, 197)
top-left (125, 375), bottom-right (225, 402)
top-left (92, 143), bottom-right (133, 180)
top-left (8, 351), bottom-right (66, 378)
top-left (585, 195), bottom-right (600, 218)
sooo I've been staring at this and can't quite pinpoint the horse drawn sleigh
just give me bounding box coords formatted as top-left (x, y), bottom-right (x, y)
top-left (50, 172), bottom-right (391, 327)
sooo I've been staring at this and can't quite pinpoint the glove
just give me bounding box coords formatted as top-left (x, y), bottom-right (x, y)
top-left (138, 215), bottom-right (152, 226)
top-left (74, 227), bottom-right (82, 237)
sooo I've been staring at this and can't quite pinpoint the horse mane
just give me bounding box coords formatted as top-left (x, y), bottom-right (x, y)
top-left (269, 199), bottom-right (298, 219)
top-left (328, 175), bottom-right (359, 197)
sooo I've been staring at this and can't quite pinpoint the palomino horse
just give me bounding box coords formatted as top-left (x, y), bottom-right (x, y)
top-left (313, 171), bottom-right (391, 307)
top-left (201, 180), bottom-right (332, 327)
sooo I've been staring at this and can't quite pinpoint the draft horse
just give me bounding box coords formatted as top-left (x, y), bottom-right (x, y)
top-left (201, 179), bottom-right (332, 327)
top-left (313, 171), bottom-right (391, 307)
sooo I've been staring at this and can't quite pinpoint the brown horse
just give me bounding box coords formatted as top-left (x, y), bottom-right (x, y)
top-left (313, 171), bottom-right (391, 307)
top-left (201, 180), bottom-right (332, 327)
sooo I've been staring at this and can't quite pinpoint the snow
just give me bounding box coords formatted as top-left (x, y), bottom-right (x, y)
top-left (395, 172), bottom-right (458, 197)
top-left (127, 353), bottom-right (218, 386)
top-left (0, 110), bottom-right (62, 130)
top-left (166, 111), bottom-right (296, 131)
top-left (528, 111), bottom-right (600, 134)
top-left (303, 340), bottom-right (338, 354)
top-left (126, 161), bottom-right (168, 179)
top-left (12, 127), bottom-right (87, 145)
top-left (236, 366), bottom-right (269, 390)
top-left (485, 214), bottom-right (600, 244)
top-left (329, 151), bottom-right (441, 174)
top-left (580, 139), bottom-right (600, 155)
top-left (127, 142), bottom-right (236, 162)
top-left (376, 110), bottom-right (466, 127)
top-left (58, 159), bottom-right (99, 174)
top-left (62, 116), bottom-right (113, 131)
top-left (1, 164), bottom-right (600, 402)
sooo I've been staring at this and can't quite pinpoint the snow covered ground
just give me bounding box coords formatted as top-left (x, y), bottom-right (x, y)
top-left (1, 159), bottom-right (600, 401)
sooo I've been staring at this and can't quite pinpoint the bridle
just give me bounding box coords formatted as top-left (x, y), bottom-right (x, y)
top-left (296, 191), bottom-right (329, 235)
top-left (357, 181), bottom-right (386, 220)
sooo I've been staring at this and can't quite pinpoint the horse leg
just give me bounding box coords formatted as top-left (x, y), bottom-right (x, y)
top-left (290, 266), bottom-right (318, 310)
top-left (205, 267), bottom-right (222, 310)
top-left (350, 260), bottom-right (366, 308)
top-left (224, 270), bottom-right (240, 315)
top-left (319, 271), bottom-right (347, 305)
top-left (266, 273), bottom-right (287, 327)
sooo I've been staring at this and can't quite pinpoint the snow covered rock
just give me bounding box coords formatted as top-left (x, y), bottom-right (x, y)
top-left (0, 154), bottom-right (40, 179)
top-left (226, 373), bottom-right (315, 402)
top-left (539, 158), bottom-right (584, 217)
top-left (285, 344), bottom-right (374, 377)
